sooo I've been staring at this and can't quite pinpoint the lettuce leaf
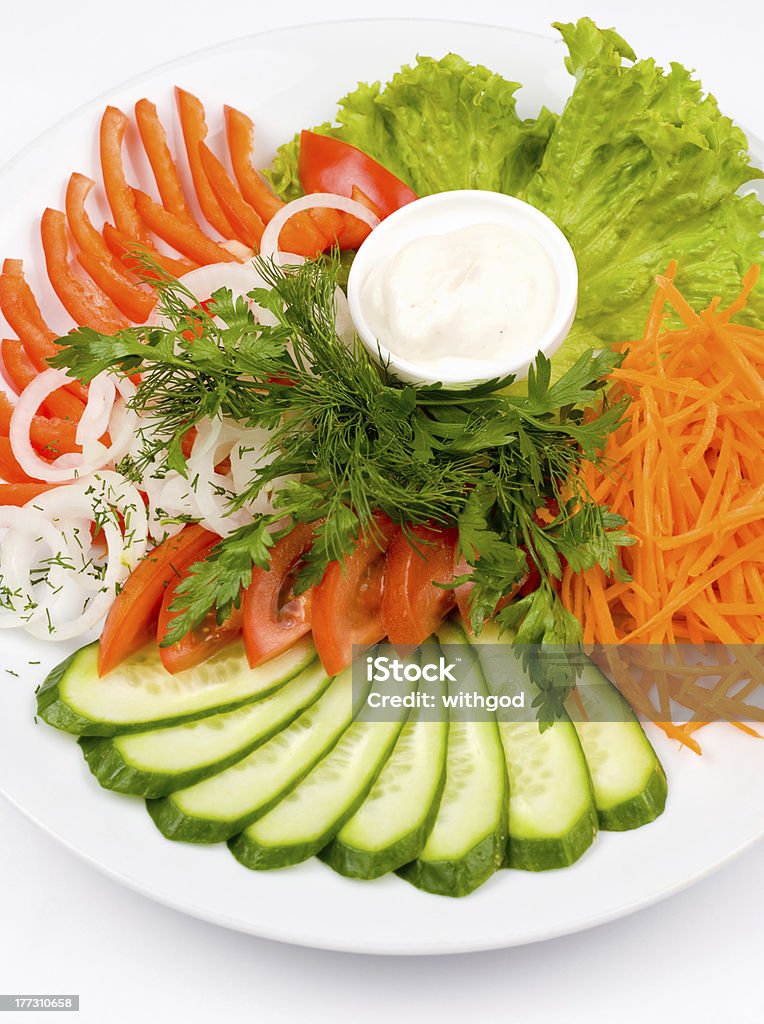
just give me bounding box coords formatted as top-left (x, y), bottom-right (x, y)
top-left (521, 18), bottom-right (764, 378)
top-left (265, 54), bottom-right (556, 201)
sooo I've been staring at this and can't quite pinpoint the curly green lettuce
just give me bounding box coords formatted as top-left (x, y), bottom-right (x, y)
top-left (265, 54), bottom-right (556, 200)
top-left (266, 20), bottom-right (764, 384)
top-left (521, 18), bottom-right (764, 377)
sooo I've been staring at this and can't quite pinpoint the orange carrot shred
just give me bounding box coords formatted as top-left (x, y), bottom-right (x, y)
top-left (562, 265), bottom-right (763, 751)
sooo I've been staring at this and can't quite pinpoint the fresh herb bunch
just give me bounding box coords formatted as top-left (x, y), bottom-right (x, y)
top-left (51, 254), bottom-right (632, 721)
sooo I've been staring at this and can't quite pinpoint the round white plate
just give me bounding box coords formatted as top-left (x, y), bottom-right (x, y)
top-left (1, 18), bottom-right (763, 955)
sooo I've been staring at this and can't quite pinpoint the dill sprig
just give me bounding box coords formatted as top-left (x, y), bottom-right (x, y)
top-left (50, 253), bottom-right (632, 720)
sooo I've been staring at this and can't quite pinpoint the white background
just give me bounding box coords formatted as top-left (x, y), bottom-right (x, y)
top-left (1, 1), bottom-right (763, 1022)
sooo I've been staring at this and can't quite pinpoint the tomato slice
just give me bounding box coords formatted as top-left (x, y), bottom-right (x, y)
top-left (98, 524), bottom-right (216, 676)
top-left (157, 541), bottom-right (242, 674)
top-left (298, 131), bottom-right (418, 220)
top-left (311, 513), bottom-right (398, 676)
top-left (381, 525), bottom-right (459, 647)
top-left (242, 522), bottom-right (316, 668)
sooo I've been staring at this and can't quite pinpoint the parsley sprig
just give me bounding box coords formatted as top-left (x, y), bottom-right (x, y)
top-left (51, 254), bottom-right (632, 721)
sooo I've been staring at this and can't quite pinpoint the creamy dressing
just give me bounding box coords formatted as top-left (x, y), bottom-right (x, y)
top-left (361, 223), bottom-right (559, 376)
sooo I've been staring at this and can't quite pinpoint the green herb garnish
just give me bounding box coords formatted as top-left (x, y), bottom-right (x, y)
top-left (51, 253), bottom-right (631, 721)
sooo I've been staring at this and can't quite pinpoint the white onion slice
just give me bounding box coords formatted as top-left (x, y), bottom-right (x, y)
top-left (149, 262), bottom-right (277, 331)
top-left (259, 193), bottom-right (380, 263)
top-left (75, 373), bottom-right (115, 446)
top-left (17, 473), bottom-right (148, 640)
top-left (10, 371), bottom-right (137, 483)
top-left (0, 508), bottom-right (68, 629)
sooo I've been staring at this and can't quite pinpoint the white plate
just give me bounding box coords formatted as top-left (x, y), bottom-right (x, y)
top-left (1, 18), bottom-right (763, 955)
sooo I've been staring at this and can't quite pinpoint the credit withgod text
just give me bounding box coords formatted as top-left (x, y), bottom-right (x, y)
top-left (366, 690), bottom-right (526, 711)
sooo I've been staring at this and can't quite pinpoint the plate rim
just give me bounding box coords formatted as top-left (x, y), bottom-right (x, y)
top-left (2, 777), bottom-right (764, 956)
top-left (0, 16), bottom-right (762, 956)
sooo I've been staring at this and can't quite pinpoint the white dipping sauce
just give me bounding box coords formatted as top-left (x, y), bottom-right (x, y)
top-left (361, 222), bottom-right (559, 376)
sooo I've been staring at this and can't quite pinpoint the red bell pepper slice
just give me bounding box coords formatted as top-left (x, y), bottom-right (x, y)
top-left (0, 391), bottom-right (79, 456)
top-left (100, 106), bottom-right (150, 243)
top-left (76, 250), bottom-right (156, 324)
top-left (135, 98), bottom-right (195, 225)
top-left (0, 260), bottom-right (88, 402)
top-left (199, 142), bottom-right (265, 250)
top-left (65, 173), bottom-right (117, 265)
top-left (132, 189), bottom-right (237, 266)
top-left (102, 224), bottom-right (197, 280)
top-left (224, 105), bottom-right (335, 258)
top-left (0, 339), bottom-right (85, 422)
top-left (0, 482), bottom-right (62, 506)
top-left (41, 208), bottom-right (127, 332)
top-left (175, 87), bottom-right (236, 239)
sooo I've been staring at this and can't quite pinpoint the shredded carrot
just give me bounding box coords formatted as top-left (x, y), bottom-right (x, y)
top-left (563, 266), bottom-right (764, 751)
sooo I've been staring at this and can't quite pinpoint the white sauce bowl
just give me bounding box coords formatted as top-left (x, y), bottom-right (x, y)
top-left (347, 190), bottom-right (578, 387)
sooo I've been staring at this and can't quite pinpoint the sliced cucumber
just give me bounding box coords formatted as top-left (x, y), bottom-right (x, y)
top-left (568, 663), bottom-right (668, 830)
top-left (470, 622), bottom-right (598, 871)
top-left (320, 698), bottom-right (449, 880)
top-left (398, 625), bottom-right (507, 897)
top-left (79, 661), bottom-right (331, 798)
top-left (147, 668), bottom-right (358, 843)
top-left (229, 691), bottom-right (411, 871)
top-left (37, 638), bottom-right (315, 737)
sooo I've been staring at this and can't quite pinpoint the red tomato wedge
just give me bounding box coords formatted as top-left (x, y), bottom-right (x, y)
top-left (311, 513), bottom-right (398, 676)
top-left (298, 131), bottom-right (418, 219)
top-left (453, 551), bottom-right (540, 631)
top-left (381, 525), bottom-right (458, 647)
top-left (98, 524), bottom-right (217, 676)
top-left (157, 540), bottom-right (242, 674)
top-left (242, 522), bottom-right (316, 668)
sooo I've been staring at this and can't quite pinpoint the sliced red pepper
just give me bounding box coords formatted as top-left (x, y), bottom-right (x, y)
top-left (76, 250), bottom-right (156, 324)
top-left (381, 525), bottom-right (458, 646)
top-left (224, 105), bottom-right (333, 258)
top-left (132, 189), bottom-right (237, 266)
top-left (0, 260), bottom-right (88, 402)
top-left (298, 130), bottom-right (417, 219)
top-left (242, 522), bottom-right (316, 668)
top-left (0, 339), bottom-right (85, 421)
top-left (98, 524), bottom-right (218, 676)
top-left (0, 391), bottom-right (79, 456)
top-left (198, 142), bottom-right (265, 250)
top-left (102, 223), bottom-right (197, 280)
top-left (0, 436), bottom-right (40, 483)
top-left (65, 173), bottom-right (117, 264)
top-left (175, 87), bottom-right (235, 239)
top-left (41, 208), bottom-right (127, 332)
top-left (0, 482), bottom-right (61, 506)
top-left (100, 106), bottom-right (150, 242)
top-left (134, 98), bottom-right (195, 224)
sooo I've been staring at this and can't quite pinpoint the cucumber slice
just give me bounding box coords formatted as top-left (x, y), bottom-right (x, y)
top-left (229, 693), bottom-right (411, 871)
top-left (568, 663), bottom-right (668, 831)
top-left (147, 668), bottom-right (358, 843)
top-left (470, 622), bottom-right (598, 871)
top-left (79, 661), bottom-right (331, 797)
top-left (320, 701), bottom-right (449, 880)
top-left (398, 625), bottom-right (507, 897)
top-left (37, 638), bottom-right (315, 737)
